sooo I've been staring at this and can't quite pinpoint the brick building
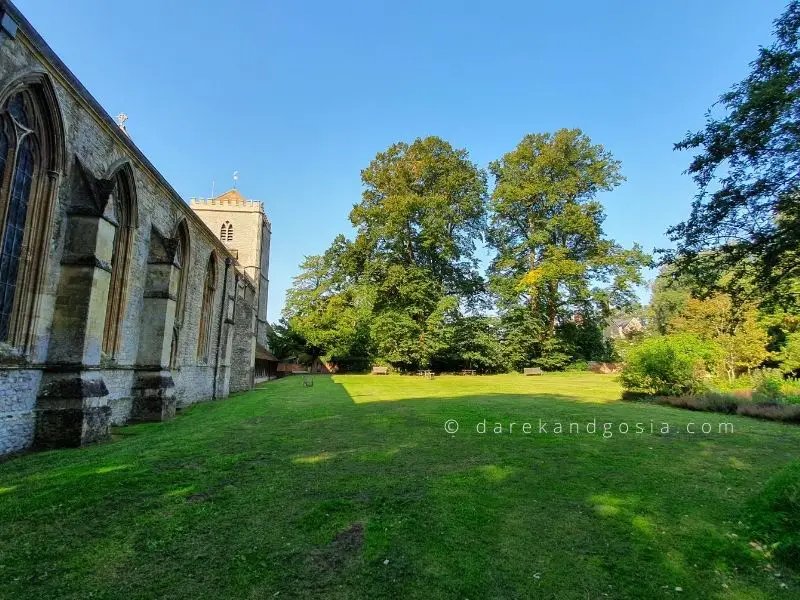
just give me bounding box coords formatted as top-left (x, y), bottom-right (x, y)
top-left (0, 1), bottom-right (271, 455)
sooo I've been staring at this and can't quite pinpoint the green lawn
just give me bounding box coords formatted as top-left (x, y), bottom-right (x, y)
top-left (1, 373), bottom-right (798, 599)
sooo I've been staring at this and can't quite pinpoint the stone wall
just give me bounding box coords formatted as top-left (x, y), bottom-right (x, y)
top-left (103, 368), bottom-right (136, 426)
top-left (0, 2), bottom-right (259, 454)
top-left (0, 369), bottom-right (40, 454)
top-left (173, 365), bottom-right (216, 409)
top-left (230, 282), bottom-right (256, 393)
top-left (256, 219), bottom-right (272, 350)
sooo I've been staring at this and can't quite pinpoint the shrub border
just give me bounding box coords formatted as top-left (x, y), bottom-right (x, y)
top-left (622, 391), bottom-right (800, 424)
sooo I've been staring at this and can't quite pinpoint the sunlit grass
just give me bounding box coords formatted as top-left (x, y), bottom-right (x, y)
top-left (293, 452), bottom-right (336, 464)
top-left (336, 372), bottom-right (622, 404)
top-left (0, 373), bottom-right (797, 599)
top-left (95, 464), bottom-right (132, 474)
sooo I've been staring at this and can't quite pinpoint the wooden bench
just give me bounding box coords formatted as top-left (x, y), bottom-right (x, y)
top-left (371, 366), bottom-right (389, 375)
top-left (417, 370), bottom-right (435, 380)
top-left (461, 369), bottom-right (476, 376)
top-left (523, 367), bottom-right (544, 376)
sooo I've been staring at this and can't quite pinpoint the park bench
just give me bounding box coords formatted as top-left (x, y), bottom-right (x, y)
top-left (371, 366), bottom-right (389, 375)
top-left (523, 367), bottom-right (544, 376)
top-left (417, 369), bottom-right (435, 380)
top-left (461, 369), bottom-right (476, 376)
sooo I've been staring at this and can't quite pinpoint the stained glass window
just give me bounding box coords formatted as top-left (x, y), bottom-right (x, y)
top-left (7, 94), bottom-right (28, 127)
top-left (0, 121), bottom-right (11, 339)
top-left (0, 96), bottom-right (34, 341)
top-left (0, 119), bottom-right (8, 189)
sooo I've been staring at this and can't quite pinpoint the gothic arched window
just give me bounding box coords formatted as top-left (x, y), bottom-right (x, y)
top-left (0, 80), bottom-right (63, 350)
top-left (102, 165), bottom-right (137, 357)
top-left (169, 219), bottom-right (191, 369)
top-left (174, 219), bottom-right (190, 325)
top-left (0, 94), bottom-right (36, 341)
top-left (0, 117), bottom-right (9, 194)
top-left (197, 252), bottom-right (216, 361)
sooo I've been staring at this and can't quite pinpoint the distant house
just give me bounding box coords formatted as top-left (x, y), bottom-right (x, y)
top-left (605, 317), bottom-right (645, 340)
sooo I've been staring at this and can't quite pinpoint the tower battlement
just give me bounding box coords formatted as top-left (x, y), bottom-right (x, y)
top-left (190, 189), bottom-right (266, 216)
top-left (189, 188), bottom-right (272, 341)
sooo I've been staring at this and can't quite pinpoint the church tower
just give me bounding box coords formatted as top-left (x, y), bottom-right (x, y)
top-left (189, 190), bottom-right (272, 360)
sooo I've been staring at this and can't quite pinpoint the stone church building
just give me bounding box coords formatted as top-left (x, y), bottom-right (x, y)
top-left (190, 191), bottom-right (276, 386)
top-left (0, 1), bottom-right (272, 455)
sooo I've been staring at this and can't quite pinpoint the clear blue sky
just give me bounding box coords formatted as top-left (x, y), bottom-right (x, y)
top-left (15, 0), bottom-right (787, 321)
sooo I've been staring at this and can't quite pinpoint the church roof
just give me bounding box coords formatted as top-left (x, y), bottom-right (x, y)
top-left (213, 189), bottom-right (245, 204)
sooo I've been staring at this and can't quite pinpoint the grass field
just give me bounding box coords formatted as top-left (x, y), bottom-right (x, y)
top-left (1, 373), bottom-right (799, 599)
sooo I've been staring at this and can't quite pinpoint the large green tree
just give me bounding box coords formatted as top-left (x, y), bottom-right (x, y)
top-left (353, 137), bottom-right (488, 369)
top-left (266, 318), bottom-right (322, 366)
top-left (488, 129), bottom-right (650, 368)
top-left (283, 235), bottom-right (373, 363)
top-left (352, 136), bottom-right (487, 294)
top-left (284, 136), bottom-right (488, 371)
top-left (667, 1), bottom-right (800, 304)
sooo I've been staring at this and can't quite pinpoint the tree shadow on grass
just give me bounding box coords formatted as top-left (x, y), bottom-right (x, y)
top-left (0, 376), bottom-right (798, 599)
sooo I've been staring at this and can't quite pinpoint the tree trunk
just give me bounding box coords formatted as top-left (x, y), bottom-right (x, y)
top-left (547, 281), bottom-right (558, 338)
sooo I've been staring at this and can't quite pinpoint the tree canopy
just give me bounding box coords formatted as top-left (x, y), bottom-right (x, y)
top-left (666, 0), bottom-right (800, 306)
top-left (352, 137), bottom-right (488, 369)
top-left (278, 132), bottom-right (649, 372)
top-left (282, 137), bottom-right (493, 371)
top-left (276, 2), bottom-right (800, 377)
top-left (488, 129), bottom-right (651, 369)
